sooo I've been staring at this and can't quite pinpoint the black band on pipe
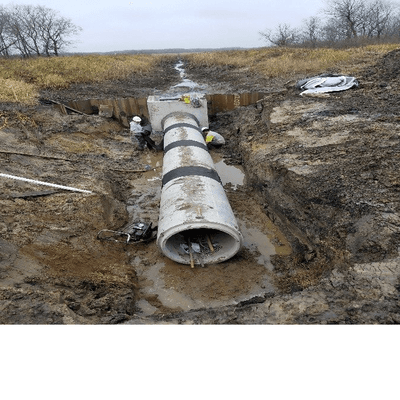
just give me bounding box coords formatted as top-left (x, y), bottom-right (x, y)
top-left (162, 166), bottom-right (222, 187)
top-left (164, 140), bottom-right (208, 153)
top-left (163, 123), bottom-right (202, 135)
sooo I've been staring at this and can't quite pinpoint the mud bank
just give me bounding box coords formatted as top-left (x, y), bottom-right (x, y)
top-left (1, 50), bottom-right (400, 324)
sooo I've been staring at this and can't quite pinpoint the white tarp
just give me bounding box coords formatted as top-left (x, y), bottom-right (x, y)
top-left (297, 75), bottom-right (359, 96)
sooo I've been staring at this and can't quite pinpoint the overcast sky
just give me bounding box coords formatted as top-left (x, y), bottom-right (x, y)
top-left (6, 0), bottom-right (327, 52)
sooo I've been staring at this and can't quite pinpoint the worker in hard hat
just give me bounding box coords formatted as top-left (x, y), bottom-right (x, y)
top-left (201, 127), bottom-right (225, 149)
top-left (130, 116), bottom-right (146, 150)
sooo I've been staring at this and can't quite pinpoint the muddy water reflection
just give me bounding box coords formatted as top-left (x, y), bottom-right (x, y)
top-left (212, 152), bottom-right (245, 189)
top-left (132, 150), bottom-right (291, 315)
top-left (240, 223), bottom-right (277, 269)
top-left (143, 151), bottom-right (163, 179)
top-left (134, 217), bottom-right (290, 315)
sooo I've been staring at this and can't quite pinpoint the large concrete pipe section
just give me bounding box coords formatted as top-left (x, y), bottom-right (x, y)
top-left (156, 111), bottom-right (243, 265)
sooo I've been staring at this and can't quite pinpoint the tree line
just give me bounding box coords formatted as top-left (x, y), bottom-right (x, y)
top-left (0, 4), bottom-right (81, 57)
top-left (260, 0), bottom-right (400, 47)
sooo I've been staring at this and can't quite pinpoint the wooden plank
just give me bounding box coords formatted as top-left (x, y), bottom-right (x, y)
top-left (127, 98), bottom-right (139, 117)
top-left (48, 99), bottom-right (86, 115)
top-left (137, 98), bottom-right (149, 118)
top-left (64, 99), bottom-right (93, 115)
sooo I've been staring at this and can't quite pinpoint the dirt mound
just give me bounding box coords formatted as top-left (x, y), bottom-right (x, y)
top-left (364, 48), bottom-right (400, 83)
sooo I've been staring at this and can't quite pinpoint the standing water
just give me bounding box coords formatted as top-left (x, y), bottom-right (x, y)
top-left (212, 152), bottom-right (245, 189)
top-left (165, 60), bottom-right (207, 94)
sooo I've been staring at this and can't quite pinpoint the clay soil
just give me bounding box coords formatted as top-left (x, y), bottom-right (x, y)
top-left (1, 50), bottom-right (399, 324)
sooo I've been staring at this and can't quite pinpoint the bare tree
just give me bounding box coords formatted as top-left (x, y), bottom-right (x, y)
top-left (1, 4), bottom-right (81, 57)
top-left (324, 0), bottom-right (399, 39)
top-left (259, 23), bottom-right (299, 46)
top-left (39, 9), bottom-right (82, 56)
top-left (7, 5), bottom-right (32, 57)
top-left (301, 16), bottom-right (324, 47)
top-left (386, 11), bottom-right (400, 37)
top-left (367, 0), bottom-right (398, 38)
top-left (324, 0), bottom-right (367, 38)
top-left (0, 6), bottom-right (15, 56)
top-left (259, 0), bottom-right (400, 48)
top-left (23, 5), bottom-right (45, 56)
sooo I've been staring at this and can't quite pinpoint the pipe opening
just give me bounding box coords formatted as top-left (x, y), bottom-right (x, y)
top-left (161, 227), bottom-right (241, 266)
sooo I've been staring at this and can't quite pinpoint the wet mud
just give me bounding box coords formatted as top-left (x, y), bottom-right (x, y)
top-left (1, 50), bottom-right (400, 324)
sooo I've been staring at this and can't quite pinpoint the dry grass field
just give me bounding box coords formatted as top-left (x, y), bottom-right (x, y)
top-left (0, 53), bottom-right (169, 104)
top-left (184, 44), bottom-right (400, 77)
top-left (0, 44), bottom-right (399, 104)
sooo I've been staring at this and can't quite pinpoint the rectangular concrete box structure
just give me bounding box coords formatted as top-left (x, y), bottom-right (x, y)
top-left (147, 94), bottom-right (209, 132)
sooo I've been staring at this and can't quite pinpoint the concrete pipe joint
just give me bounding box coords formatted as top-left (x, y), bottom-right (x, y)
top-left (156, 112), bottom-right (243, 265)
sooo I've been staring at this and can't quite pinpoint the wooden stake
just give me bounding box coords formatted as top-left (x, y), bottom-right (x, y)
top-left (46, 99), bottom-right (87, 115)
top-left (188, 239), bottom-right (195, 268)
top-left (206, 234), bottom-right (214, 253)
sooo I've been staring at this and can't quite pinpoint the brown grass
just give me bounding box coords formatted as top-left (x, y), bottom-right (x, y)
top-left (1, 44), bottom-right (399, 105)
top-left (0, 54), bottom-right (170, 104)
top-left (184, 44), bottom-right (400, 78)
top-left (0, 78), bottom-right (38, 104)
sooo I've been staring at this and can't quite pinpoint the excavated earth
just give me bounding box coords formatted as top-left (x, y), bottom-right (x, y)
top-left (1, 51), bottom-right (399, 324)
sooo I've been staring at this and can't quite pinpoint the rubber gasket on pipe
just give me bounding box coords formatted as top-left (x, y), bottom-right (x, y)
top-left (157, 112), bottom-right (243, 265)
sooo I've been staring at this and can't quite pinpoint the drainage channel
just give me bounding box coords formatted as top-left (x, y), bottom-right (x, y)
top-left (54, 59), bottom-right (266, 120)
top-left (130, 150), bottom-right (291, 315)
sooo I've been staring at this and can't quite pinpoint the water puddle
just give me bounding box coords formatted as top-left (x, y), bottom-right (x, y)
top-left (170, 60), bottom-right (207, 93)
top-left (175, 61), bottom-right (186, 78)
top-left (143, 151), bottom-right (163, 180)
top-left (212, 152), bottom-right (245, 189)
top-left (240, 223), bottom-right (277, 268)
top-left (133, 214), bottom-right (291, 315)
top-left (125, 152), bottom-right (163, 224)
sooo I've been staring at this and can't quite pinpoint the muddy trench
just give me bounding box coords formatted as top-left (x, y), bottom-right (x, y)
top-left (1, 53), bottom-right (400, 324)
top-left (0, 107), bottom-right (293, 323)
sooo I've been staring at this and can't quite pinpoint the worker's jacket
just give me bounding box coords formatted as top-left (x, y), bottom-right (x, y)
top-left (206, 130), bottom-right (225, 145)
top-left (130, 121), bottom-right (144, 135)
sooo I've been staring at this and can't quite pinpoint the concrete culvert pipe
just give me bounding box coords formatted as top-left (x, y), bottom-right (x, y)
top-left (156, 112), bottom-right (243, 265)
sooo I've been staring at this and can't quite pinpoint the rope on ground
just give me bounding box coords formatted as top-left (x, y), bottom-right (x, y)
top-left (0, 173), bottom-right (93, 194)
